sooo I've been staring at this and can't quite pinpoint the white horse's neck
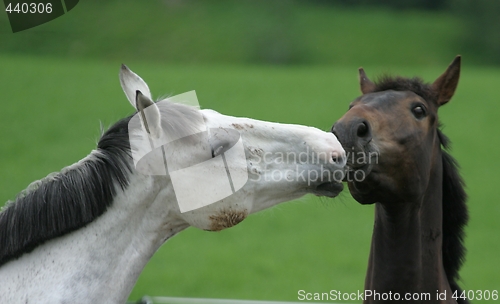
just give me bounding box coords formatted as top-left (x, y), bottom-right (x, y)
top-left (0, 159), bottom-right (185, 304)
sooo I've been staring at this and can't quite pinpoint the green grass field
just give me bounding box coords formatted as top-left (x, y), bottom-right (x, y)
top-left (1, 54), bottom-right (498, 302)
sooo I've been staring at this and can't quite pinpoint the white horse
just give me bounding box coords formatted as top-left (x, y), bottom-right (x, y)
top-left (0, 66), bottom-right (345, 303)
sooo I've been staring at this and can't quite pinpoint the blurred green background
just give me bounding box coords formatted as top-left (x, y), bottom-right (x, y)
top-left (0, 0), bottom-right (499, 302)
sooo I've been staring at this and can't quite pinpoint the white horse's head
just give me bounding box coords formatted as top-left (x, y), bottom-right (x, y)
top-left (120, 65), bottom-right (346, 231)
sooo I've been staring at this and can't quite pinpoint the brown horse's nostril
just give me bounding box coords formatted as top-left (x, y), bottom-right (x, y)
top-left (357, 121), bottom-right (369, 137)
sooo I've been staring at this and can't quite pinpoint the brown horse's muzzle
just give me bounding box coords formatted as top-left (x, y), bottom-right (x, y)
top-left (332, 115), bottom-right (372, 169)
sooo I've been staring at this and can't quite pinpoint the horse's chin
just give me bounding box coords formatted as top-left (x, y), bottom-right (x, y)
top-left (348, 181), bottom-right (377, 204)
top-left (348, 170), bottom-right (405, 205)
top-left (345, 165), bottom-right (379, 204)
top-left (314, 182), bottom-right (344, 198)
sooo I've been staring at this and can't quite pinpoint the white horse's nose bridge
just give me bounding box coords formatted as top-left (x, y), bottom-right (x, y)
top-left (325, 132), bottom-right (347, 166)
top-left (298, 126), bottom-right (346, 166)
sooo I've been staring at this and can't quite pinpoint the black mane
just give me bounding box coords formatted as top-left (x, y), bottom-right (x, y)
top-left (372, 75), bottom-right (469, 300)
top-left (0, 115), bottom-right (133, 267)
top-left (372, 75), bottom-right (438, 104)
top-left (439, 130), bottom-right (469, 303)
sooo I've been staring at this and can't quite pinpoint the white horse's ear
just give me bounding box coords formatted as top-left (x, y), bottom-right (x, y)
top-left (119, 64), bottom-right (153, 109)
top-left (136, 91), bottom-right (162, 139)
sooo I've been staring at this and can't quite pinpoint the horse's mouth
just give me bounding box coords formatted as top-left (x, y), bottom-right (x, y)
top-left (342, 146), bottom-right (378, 182)
top-left (314, 181), bottom-right (344, 198)
top-left (343, 163), bottom-right (374, 182)
top-left (344, 163), bottom-right (381, 204)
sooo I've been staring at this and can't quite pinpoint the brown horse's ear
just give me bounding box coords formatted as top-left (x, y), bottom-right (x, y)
top-left (432, 55), bottom-right (461, 106)
top-left (359, 68), bottom-right (376, 94)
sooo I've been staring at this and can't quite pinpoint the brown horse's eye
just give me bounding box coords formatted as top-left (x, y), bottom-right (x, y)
top-left (412, 105), bottom-right (426, 119)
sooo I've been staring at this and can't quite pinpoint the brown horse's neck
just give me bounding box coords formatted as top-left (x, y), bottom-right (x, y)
top-left (364, 148), bottom-right (455, 303)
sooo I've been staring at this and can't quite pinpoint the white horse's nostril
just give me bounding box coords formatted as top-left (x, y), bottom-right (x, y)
top-left (332, 152), bottom-right (347, 167)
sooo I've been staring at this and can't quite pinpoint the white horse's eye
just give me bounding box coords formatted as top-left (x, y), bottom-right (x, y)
top-left (211, 144), bottom-right (226, 158)
top-left (208, 128), bottom-right (240, 158)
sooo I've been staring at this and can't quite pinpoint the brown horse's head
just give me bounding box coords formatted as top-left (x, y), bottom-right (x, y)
top-left (332, 56), bottom-right (461, 204)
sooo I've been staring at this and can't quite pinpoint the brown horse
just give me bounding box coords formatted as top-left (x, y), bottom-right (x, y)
top-left (332, 56), bottom-right (468, 303)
